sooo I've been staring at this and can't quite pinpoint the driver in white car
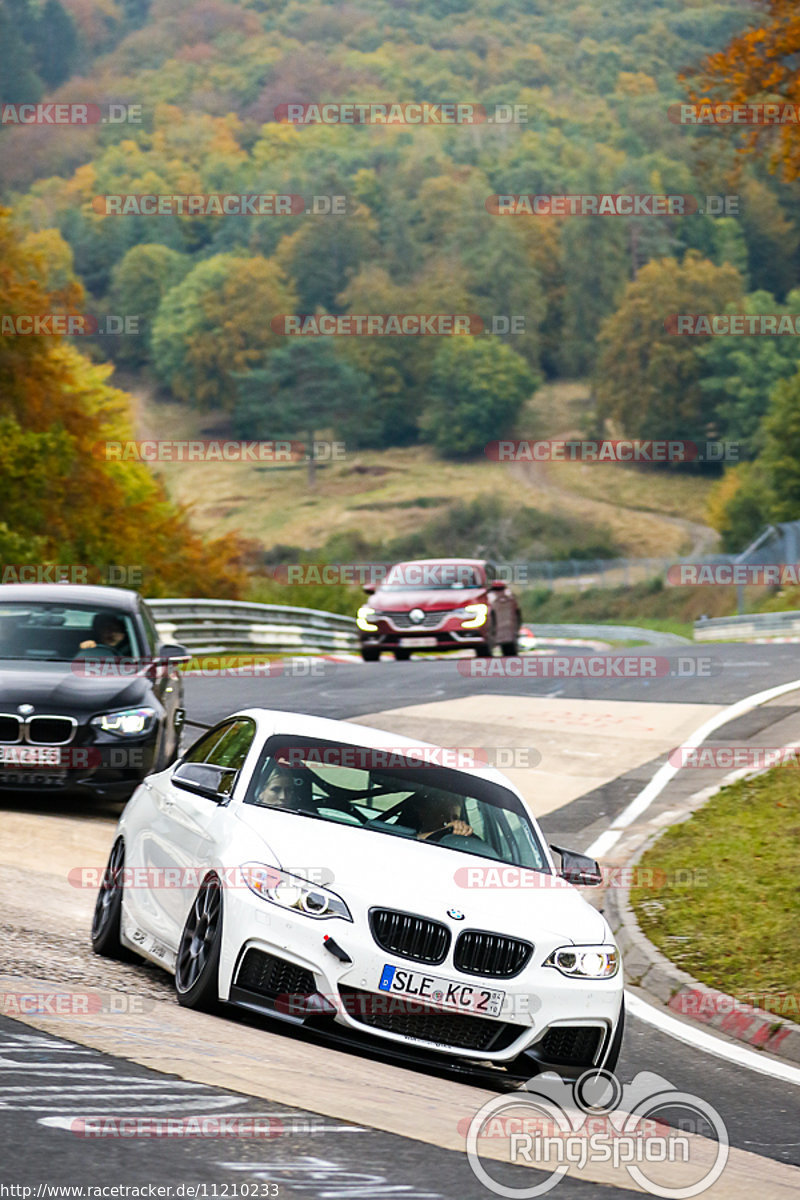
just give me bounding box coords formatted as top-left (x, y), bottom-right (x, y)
top-left (406, 791), bottom-right (474, 841)
top-left (254, 762), bottom-right (310, 810)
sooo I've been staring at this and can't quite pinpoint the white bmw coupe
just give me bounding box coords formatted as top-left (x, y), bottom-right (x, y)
top-left (92, 709), bottom-right (624, 1079)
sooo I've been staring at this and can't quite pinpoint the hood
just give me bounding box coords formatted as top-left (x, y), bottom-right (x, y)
top-left (0, 660), bottom-right (151, 714)
top-left (234, 805), bottom-right (607, 946)
top-left (371, 587), bottom-right (486, 612)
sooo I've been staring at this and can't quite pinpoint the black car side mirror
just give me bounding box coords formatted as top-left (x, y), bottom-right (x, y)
top-left (363, 583), bottom-right (376, 595)
top-left (550, 844), bottom-right (603, 886)
top-left (172, 761), bottom-right (236, 802)
top-left (489, 579), bottom-right (507, 590)
top-left (159, 642), bottom-right (192, 663)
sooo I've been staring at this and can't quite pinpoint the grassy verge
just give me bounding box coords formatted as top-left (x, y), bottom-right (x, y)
top-left (630, 768), bottom-right (800, 1020)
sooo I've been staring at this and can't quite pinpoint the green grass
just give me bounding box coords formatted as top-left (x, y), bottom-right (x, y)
top-left (630, 769), bottom-right (800, 1019)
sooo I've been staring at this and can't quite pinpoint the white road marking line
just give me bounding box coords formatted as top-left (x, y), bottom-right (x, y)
top-left (0, 1064), bottom-right (112, 1071)
top-left (587, 675), bottom-right (800, 857)
top-left (626, 991), bottom-right (800, 1086)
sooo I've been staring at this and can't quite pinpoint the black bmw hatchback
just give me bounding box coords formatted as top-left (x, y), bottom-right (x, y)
top-left (0, 583), bottom-right (190, 801)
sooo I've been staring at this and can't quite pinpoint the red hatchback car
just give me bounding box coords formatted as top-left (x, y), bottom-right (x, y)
top-left (356, 558), bottom-right (521, 661)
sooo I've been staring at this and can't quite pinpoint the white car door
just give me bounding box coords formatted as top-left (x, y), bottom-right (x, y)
top-left (128, 718), bottom-right (256, 956)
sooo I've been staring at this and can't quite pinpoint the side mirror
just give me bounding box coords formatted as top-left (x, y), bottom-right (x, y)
top-left (550, 844), bottom-right (603, 886)
top-left (363, 583), bottom-right (376, 595)
top-left (172, 761), bottom-right (236, 802)
top-left (490, 579), bottom-right (507, 590)
top-left (159, 642), bottom-right (192, 664)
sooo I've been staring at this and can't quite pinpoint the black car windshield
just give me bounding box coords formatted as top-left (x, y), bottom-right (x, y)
top-left (244, 736), bottom-right (550, 871)
top-left (382, 564), bottom-right (483, 590)
top-left (0, 603), bottom-right (140, 661)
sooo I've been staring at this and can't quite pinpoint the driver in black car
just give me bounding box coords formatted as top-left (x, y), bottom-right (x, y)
top-left (405, 791), bottom-right (474, 841)
top-left (79, 612), bottom-right (129, 657)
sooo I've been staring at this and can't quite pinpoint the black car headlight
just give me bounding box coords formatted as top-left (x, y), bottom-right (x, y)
top-left (544, 945), bottom-right (619, 979)
top-left (90, 707), bottom-right (157, 737)
top-left (241, 863), bottom-right (352, 921)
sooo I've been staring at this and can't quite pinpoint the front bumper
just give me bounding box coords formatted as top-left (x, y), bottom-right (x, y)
top-left (219, 890), bottom-right (623, 1073)
top-left (0, 733), bottom-right (160, 799)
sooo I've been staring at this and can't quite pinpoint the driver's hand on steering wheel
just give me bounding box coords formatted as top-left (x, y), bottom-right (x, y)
top-left (419, 818), bottom-right (473, 840)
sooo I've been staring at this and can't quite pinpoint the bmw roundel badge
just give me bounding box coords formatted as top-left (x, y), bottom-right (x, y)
top-left (447, 908), bottom-right (465, 920)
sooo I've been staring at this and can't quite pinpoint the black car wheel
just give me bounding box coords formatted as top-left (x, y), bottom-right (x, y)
top-left (91, 837), bottom-right (133, 960)
top-left (361, 646), bottom-right (380, 662)
top-left (393, 648), bottom-right (411, 661)
top-left (475, 617), bottom-right (497, 657)
top-left (175, 875), bottom-right (223, 1010)
top-left (501, 620), bottom-right (520, 657)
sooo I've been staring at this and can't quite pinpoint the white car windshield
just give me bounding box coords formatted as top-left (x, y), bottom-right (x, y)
top-left (244, 736), bottom-right (549, 871)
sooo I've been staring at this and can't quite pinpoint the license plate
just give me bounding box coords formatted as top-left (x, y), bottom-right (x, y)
top-left (403, 637), bottom-right (438, 647)
top-left (378, 964), bottom-right (505, 1017)
top-left (0, 746), bottom-right (62, 766)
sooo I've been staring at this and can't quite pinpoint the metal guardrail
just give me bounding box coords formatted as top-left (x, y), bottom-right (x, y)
top-left (147, 600), bottom-right (692, 656)
top-left (148, 598), bottom-right (358, 656)
top-left (694, 610), bottom-right (800, 641)
top-left (525, 623), bottom-right (691, 646)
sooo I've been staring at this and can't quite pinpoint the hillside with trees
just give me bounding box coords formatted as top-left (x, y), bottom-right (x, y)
top-left (2, 0), bottom-right (800, 588)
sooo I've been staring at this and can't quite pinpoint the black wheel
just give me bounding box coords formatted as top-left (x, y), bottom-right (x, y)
top-left (393, 648), bottom-right (411, 661)
top-left (360, 646), bottom-right (380, 662)
top-left (501, 623), bottom-right (520, 657)
top-left (91, 837), bottom-right (133, 960)
top-left (175, 875), bottom-right (223, 1010)
top-left (475, 617), bottom-right (497, 657)
top-left (603, 999), bottom-right (625, 1073)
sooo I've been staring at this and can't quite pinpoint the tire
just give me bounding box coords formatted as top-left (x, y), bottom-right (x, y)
top-left (175, 874), bottom-right (223, 1010)
top-left (500, 629), bottom-right (519, 656)
top-left (360, 646), bottom-right (380, 662)
top-left (393, 648), bottom-right (411, 661)
top-left (475, 617), bottom-right (496, 658)
top-left (603, 999), bottom-right (625, 1074)
top-left (91, 837), bottom-right (134, 960)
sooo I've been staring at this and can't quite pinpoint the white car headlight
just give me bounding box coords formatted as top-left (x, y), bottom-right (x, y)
top-left (91, 707), bottom-right (156, 736)
top-left (544, 945), bottom-right (619, 979)
top-left (456, 603), bottom-right (488, 628)
top-left (241, 863), bottom-right (352, 921)
top-left (356, 606), bottom-right (379, 632)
